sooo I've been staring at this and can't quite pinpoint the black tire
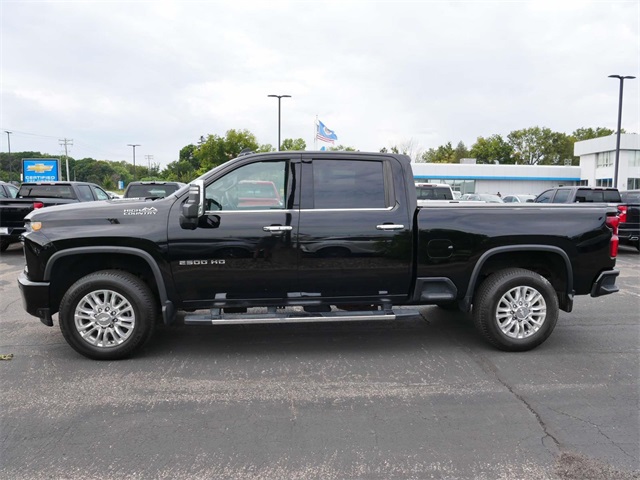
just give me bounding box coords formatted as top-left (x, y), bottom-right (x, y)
top-left (0, 240), bottom-right (10, 252)
top-left (473, 268), bottom-right (558, 351)
top-left (59, 270), bottom-right (157, 360)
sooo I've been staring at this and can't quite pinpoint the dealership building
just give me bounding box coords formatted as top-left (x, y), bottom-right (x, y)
top-left (411, 133), bottom-right (640, 195)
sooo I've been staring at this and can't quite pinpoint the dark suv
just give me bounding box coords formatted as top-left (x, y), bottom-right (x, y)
top-left (123, 181), bottom-right (186, 199)
top-left (534, 186), bottom-right (621, 204)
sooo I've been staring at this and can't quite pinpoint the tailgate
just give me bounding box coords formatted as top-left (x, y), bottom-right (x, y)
top-left (0, 201), bottom-right (34, 229)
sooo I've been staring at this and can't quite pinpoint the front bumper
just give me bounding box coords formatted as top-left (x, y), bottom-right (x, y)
top-left (18, 272), bottom-right (53, 326)
top-left (590, 269), bottom-right (619, 297)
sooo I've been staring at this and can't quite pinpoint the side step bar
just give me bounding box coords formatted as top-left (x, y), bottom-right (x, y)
top-left (183, 307), bottom-right (420, 326)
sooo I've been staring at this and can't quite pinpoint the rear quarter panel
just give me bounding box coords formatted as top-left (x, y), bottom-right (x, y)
top-left (415, 203), bottom-right (616, 297)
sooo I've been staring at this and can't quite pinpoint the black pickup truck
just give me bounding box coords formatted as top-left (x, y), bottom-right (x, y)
top-left (0, 181), bottom-right (111, 251)
top-left (618, 190), bottom-right (640, 250)
top-left (18, 152), bottom-right (620, 359)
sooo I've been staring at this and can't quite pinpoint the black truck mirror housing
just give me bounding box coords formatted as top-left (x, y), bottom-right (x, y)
top-left (179, 180), bottom-right (205, 230)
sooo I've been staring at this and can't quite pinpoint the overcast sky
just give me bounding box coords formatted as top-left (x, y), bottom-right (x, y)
top-left (1, 0), bottom-right (639, 168)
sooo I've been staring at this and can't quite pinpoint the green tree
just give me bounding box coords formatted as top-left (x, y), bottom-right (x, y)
top-left (195, 129), bottom-right (260, 175)
top-left (162, 160), bottom-right (197, 183)
top-left (571, 127), bottom-right (616, 142)
top-left (470, 135), bottom-right (514, 164)
top-left (507, 127), bottom-right (573, 165)
top-left (280, 138), bottom-right (307, 151)
top-left (328, 144), bottom-right (357, 151)
top-left (454, 141), bottom-right (470, 163)
top-left (421, 142), bottom-right (456, 163)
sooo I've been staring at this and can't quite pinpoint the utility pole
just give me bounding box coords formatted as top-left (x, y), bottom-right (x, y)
top-left (128, 144), bottom-right (140, 180)
top-left (4, 131), bottom-right (12, 182)
top-left (59, 138), bottom-right (73, 181)
top-left (145, 154), bottom-right (154, 174)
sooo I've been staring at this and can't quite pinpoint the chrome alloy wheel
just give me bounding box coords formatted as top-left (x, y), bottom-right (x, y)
top-left (74, 289), bottom-right (136, 348)
top-left (495, 285), bottom-right (547, 339)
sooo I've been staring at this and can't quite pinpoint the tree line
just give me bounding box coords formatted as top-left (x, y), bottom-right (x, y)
top-left (0, 126), bottom-right (618, 186)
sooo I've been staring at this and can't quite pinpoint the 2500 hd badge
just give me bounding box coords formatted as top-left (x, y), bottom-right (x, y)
top-left (178, 259), bottom-right (226, 265)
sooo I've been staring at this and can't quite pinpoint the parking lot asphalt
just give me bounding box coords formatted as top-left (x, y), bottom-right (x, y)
top-left (0, 242), bottom-right (638, 480)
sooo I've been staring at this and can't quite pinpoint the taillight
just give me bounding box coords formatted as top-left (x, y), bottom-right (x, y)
top-left (33, 202), bottom-right (44, 209)
top-left (617, 205), bottom-right (627, 224)
top-left (606, 215), bottom-right (619, 258)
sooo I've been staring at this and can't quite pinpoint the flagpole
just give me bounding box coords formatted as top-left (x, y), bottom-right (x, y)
top-left (314, 115), bottom-right (318, 150)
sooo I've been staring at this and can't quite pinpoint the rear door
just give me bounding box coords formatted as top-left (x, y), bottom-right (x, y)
top-left (296, 154), bottom-right (413, 302)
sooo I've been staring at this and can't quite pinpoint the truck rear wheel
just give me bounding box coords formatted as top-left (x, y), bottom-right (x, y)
top-left (59, 270), bottom-right (156, 360)
top-left (473, 268), bottom-right (558, 351)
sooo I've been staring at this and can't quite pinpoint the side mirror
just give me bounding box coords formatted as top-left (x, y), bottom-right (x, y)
top-left (526, 199), bottom-right (534, 203)
top-left (179, 180), bottom-right (205, 230)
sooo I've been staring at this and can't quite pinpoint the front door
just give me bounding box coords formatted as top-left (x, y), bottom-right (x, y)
top-left (168, 157), bottom-right (300, 306)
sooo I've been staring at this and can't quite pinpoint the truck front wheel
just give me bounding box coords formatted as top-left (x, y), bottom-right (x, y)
top-left (59, 270), bottom-right (157, 360)
top-left (473, 268), bottom-right (558, 351)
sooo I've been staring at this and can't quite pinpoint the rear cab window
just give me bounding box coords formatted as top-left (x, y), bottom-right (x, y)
top-left (311, 159), bottom-right (387, 209)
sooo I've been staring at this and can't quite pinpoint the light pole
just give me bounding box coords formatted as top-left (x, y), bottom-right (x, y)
top-left (267, 94), bottom-right (291, 151)
top-left (127, 144), bottom-right (140, 181)
top-left (4, 131), bottom-right (12, 183)
top-left (608, 74), bottom-right (635, 189)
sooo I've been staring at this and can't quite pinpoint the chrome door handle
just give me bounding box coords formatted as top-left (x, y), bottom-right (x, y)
top-left (376, 224), bottom-right (404, 231)
top-left (263, 225), bottom-right (293, 232)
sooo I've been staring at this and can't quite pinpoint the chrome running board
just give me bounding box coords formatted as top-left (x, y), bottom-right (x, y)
top-left (183, 307), bottom-right (419, 326)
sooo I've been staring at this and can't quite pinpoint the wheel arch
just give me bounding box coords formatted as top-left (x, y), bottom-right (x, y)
top-left (45, 247), bottom-right (175, 324)
top-left (461, 245), bottom-right (573, 312)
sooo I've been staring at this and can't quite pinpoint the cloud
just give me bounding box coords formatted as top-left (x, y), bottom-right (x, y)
top-left (1, 0), bottom-right (638, 167)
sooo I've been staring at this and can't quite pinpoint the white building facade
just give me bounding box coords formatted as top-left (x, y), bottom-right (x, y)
top-left (410, 133), bottom-right (640, 195)
top-left (573, 134), bottom-right (640, 190)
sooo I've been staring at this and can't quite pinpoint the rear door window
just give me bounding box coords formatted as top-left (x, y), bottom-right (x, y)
top-left (312, 159), bottom-right (386, 209)
top-left (552, 189), bottom-right (571, 203)
top-left (76, 185), bottom-right (94, 201)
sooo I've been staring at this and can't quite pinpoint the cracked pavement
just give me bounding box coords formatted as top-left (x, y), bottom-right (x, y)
top-left (1, 243), bottom-right (638, 479)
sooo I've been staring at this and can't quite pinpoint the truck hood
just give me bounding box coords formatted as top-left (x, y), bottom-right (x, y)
top-left (25, 196), bottom-right (175, 221)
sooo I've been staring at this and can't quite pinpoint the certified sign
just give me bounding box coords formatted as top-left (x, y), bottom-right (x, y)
top-left (22, 159), bottom-right (59, 182)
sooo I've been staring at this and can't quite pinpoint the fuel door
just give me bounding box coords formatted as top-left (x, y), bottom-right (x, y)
top-left (427, 239), bottom-right (453, 259)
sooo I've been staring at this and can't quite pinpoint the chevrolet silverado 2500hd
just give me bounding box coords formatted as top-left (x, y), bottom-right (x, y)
top-left (18, 152), bottom-right (620, 359)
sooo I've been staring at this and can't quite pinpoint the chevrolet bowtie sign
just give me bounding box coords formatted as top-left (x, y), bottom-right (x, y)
top-left (22, 159), bottom-right (59, 182)
top-left (27, 163), bottom-right (55, 173)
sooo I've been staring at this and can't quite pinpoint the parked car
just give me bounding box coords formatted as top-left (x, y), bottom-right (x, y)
top-left (0, 181), bottom-right (19, 199)
top-left (237, 180), bottom-right (283, 207)
top-left (415, 183), bottom-right (454, 201)
top-left (502, 194), bottom-right (536, 203)
top-left (534, 186), bottom-right (621, 204)
top-left (618, 190), bottom-right (640, 250)
top-left (123, 181), bottom-right (186, 199)
top-left (461, 193), bottom-right (504, 203)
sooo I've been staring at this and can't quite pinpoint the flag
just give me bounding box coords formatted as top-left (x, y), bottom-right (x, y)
top-left (316, 120), bottom-right (338, 144)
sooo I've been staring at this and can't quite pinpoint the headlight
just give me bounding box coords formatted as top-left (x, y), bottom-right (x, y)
top-left (24, 221), bottom-right (42, 233)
